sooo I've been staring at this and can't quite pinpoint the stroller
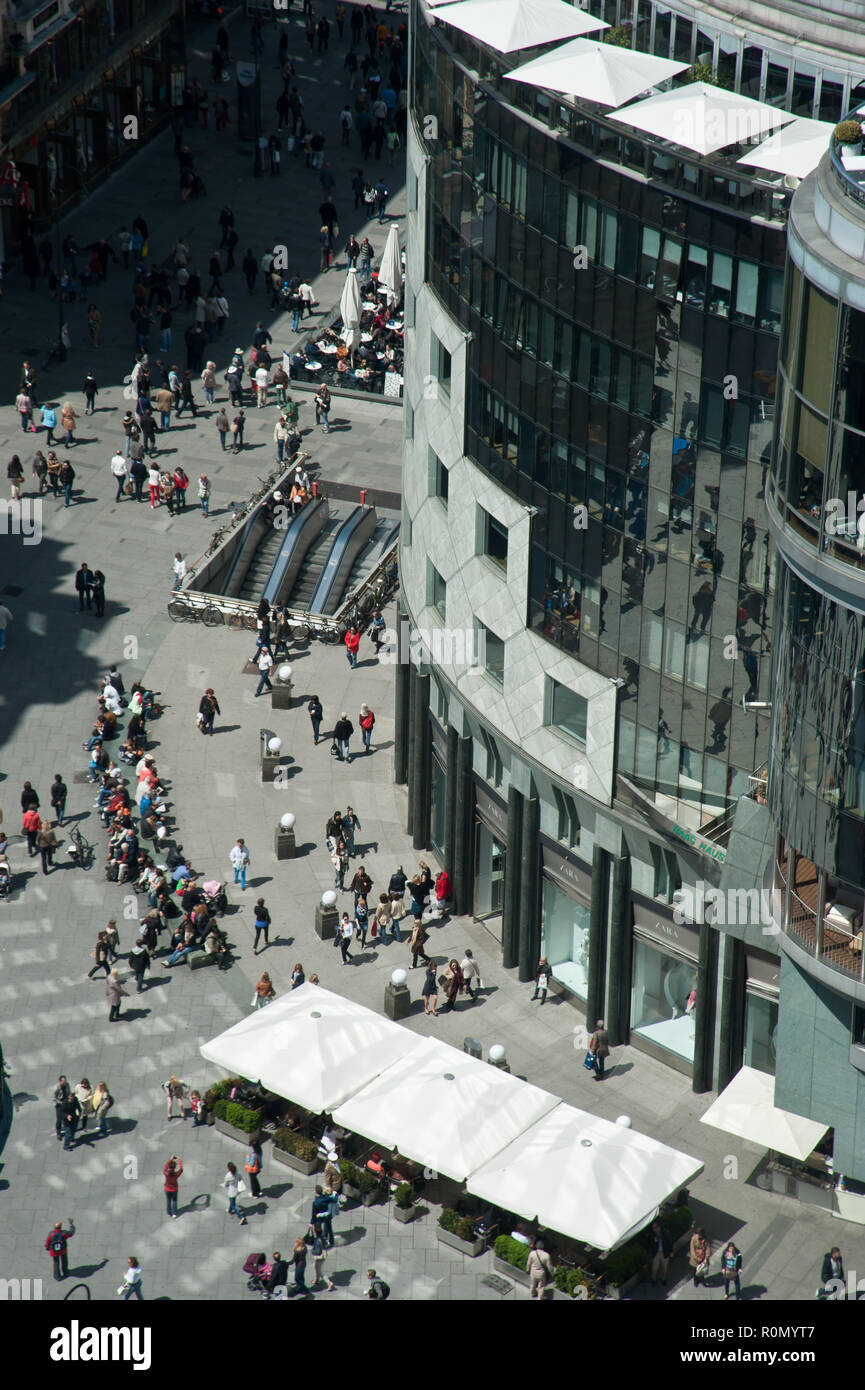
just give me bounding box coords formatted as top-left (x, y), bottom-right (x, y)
top-left (243, 1252), bottom-right (271, 1293)
top-left (0, 858), bottom-right (11, 899)
top-left (202, 879), bottom-right (228, 918)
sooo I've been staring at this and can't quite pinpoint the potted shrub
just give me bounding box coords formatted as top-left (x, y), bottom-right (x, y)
top-left (356, 1167), bottom-right (382, 1207)
top-left (340, 1159), bottom-right (362, 1202)
top-left (554, 1266), bottom-right (596, 1300)
top-left (835, 120), bottom-right (863, 156)
top-left (665, 1205), bottom-right (693, 1253)
top-left (437, 1208), bottom-right (485, 1258)
top-left (392, 1181), bottom-right (416, 1224)
top-left (211, 1097), bottom-right (264, 1145)
top-left (271, 1127), bottom-right (320, 1175)
top-left (493, 1234), bottom-right (533, 1285)
top-left (204, 1078), bottom-right (245, 1126)
top-left (602, 1241), bottom-right (648, 1299)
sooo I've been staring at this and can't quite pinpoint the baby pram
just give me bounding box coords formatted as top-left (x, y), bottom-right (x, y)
top-left (243, 1251), bottom-right (271, 1293)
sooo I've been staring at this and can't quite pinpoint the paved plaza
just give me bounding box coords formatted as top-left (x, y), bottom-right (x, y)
top-left (0, 5), bottom-right (859, 1308)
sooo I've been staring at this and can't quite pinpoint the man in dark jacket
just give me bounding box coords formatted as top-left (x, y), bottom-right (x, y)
top-left (650, 1220), bottom-right (673, 1285)
top-left (53, 1075), bottom-right (70, 1139)
top-left (129, 938), bottom-right (150, 993)
top-left (263, 1251), bottom-right (288, 1299)
top-left (311, 1186), bottom-right (335, 1248)
top-left (388, 866), bottom-right (407, 899)
top-left (75, 562), bottom-right (93, 611)
top-left (350, 865), bottom-right (372, 912)
top-left (130, 455), bottom-right (148, 503)
top-left (62, 1092), bottom-right (82, 1151)
top-left (819, 1248), bottom-right (845, 1297)
top-left (589, 1019), bottom-right (611, 1080)
top-left (333, 713), bottom-right (354, 762)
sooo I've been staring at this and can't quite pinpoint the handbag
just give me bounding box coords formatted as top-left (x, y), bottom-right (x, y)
top-left (124, 481), bottom-right (135, 496)
top-left (583, 1051), bottom-right (596, 1071)
top-left (330, 741), bottom-right (339, 757)
top-left (695, 1259), bottom-right (709, 1277)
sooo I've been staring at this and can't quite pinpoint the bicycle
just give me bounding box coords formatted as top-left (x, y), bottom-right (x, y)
top-left (200, 603), bottom-right (225, 627)
top-left (67, 824), bottom-right (93, 870)
top-left (168, 597), bottom-right (197, 623)
top-left (206, 526), bottom-right (230, 556)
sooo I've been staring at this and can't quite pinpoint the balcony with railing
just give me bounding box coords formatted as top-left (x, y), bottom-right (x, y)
top-left (829, 110), bottom-right (865, 209)
top-left (774, 838), bottom-right (865, 986)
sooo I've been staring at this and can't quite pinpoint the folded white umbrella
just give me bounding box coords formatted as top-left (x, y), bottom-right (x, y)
top-left (700, 1065), bottom-right (828, 1161)
top-left (199, 982), bottom-right (414, 1113)
top-left (507, 38), bottom-right (686, 108)
top-left (467, 1102), bottom-right (703, 1251)
top-left (377, 224), bottom-right (403, 308)
top-left (339, 267), bottom-right (362, 351)
top-left (433, 0), bottom-right (607, 53)
top-left (737, 117), bottom-right (834, 180)
top-left (609, 81), bottom-right (796, 155)
top-left (332, 1037), bottom-right (559, 1182)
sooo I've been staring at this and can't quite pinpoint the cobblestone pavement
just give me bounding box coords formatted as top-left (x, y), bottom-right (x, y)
top-left (0, 5), bottom-right (858, 1308)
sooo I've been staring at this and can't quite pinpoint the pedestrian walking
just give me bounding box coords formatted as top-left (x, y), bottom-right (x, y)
top-left (366, 1268), bottom-right (390, 1300)
top-left (74, 1079), bottom-right (93, 1132)
top-left (172, 552), bottom-right (186, 593)
top-left (338, 912), bottom-right (353, 963)
top-left (45, 1221), bottom-right (75, 1280)
top-left (198, 473), bottom-right (211, 515)
top-left (199, 687), bottom-right (220, 735)
top-left (253, 971), bottom-right (276, 1009)
top-left (243, 248), bottom-right (257, 294)
top-left (650, 1219), bottom-right (673, 1286)
top-left (818, 1247), bottom-right (845, 1298)
top-left (343, 805), bottom-right (360, 857)
top-left (344, 625), bottom-right (360, 667)
top-left (289, 1235), bottom-right (309, 1291)
top-left (119, 1256), bottom-right (143, 1301)
top-left (87, 931), bottom-right (111, 979)
top-left (53, 1076), bottom-right (70, 1140)
top-left (50, 773), bottom-right (67, 825)
top-left (232, 408), bottom-right (246, 453)
top-left (75, 562), bottom-right (93, 612)
top-left (22, 803), bottom-right (40, 855)
top-left (92, 570), bottom-right (106, 618)
top-left (61, 1091), bottom-right (81, 1150)
top-left (333, 711), bottom-right (354, 761)
top-left (230, 837), bottom-right (250, 889)
top-left (111, 449), bottom-right (129, 502)
top-left (460, 949), bottom-right (480, 1000)
top-left (106, 969), bottom-right (128, 1022)
top-left (245, 1141), bottom-right (263, 1198)
top-left (409, 920), bottom-right (430, 969)
top-left (163, 1156), bottom-right (183, 1218)
top-left (221, 1162), bottom-right (248, 1223)
top-left (129, 938), bottom-right (150, 992)
top-left (7, 454), bottom-right (24, 499)
top-left (441, 958), bottom-right (465, 1013)
top-left (37, 818), bottom-right (58, 874)
top-left (531, 955), bottom-right (550, 1005)
top-left (422, 960), bottom-right (439, 1016)
top-left (690, 1227), bottom-right (711, 1288)
top-left (93, 1081), bottom-right (113, 1137)
top-left (720, 1242), bottom-right (742, 1300)
top-left (526, 1242), bottom-right (555, 1300)
top-left (358, 703), bottom-right (375, 753)
top-left (589, 1019), bottom-right (610, 1080)
top-left (311, 1229), bottom-right (336, 1290)
top-left (252, 898), bottom-right (271, 954)
top-left (255, 648), bottom-right (274, 696)
top-left (60, 401), bottom-right (78, 445)
top-left (83, 372), bottom-right (98, 414)
top-left (307, 694), bottom-right (323, 744)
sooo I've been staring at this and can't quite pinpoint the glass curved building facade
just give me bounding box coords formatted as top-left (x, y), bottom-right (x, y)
top-left (396, 0), bottom-right (865, 1104)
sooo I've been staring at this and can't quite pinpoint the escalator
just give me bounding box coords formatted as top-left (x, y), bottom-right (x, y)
top-left (238, 526), bottom-right (286, 602)
top-left (287, 514), bottom-right (346, 609)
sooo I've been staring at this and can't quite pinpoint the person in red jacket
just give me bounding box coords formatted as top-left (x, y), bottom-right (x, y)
top-left (435, 869), bottom-right (452, 912)
top-left (22, 805), bottom-right (40, 856)
top-left (344, 625), bottom-right (360, 668)
top-left (163, 1155), bottom-right (183, 1219)
top-left (45, 1219), bottom-right (75, 1280)
top-left (358, 703), bottom-right (375, 753)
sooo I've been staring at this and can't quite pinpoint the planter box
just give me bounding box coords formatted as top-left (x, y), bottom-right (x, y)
top-left (605, 1268), bottom-right (645, 1300)
top-left (393, 1203), bottom-right (416, 1223)
top-left (270, 1144), bottom-right (319, 1176)
top-left (437, 1228), bottom-right (486, 1259)
top-left (213, 1116), bottom-right (262, 1146)
top-left (361, 1186), bottom-right (382, 1207)
top-left (493, 1255), bottom-right (530, 1286)
top-left (343, 1182), bottom-right (361, 1202)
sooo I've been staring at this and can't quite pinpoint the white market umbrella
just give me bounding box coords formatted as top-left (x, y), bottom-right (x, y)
top-left (609, 82), bottom-right (796, 155)
top-left (332, 1037), bottom-right (559, 1182)
top-left (199, 982), bottom-right (413, 1113)
top-left (377, 224), bottom-right (402, 308)
top-left (467, 1102), bottom-right (704, 1252)
top-left (700, 1065), bottom-right (829, 1161)
top-left (433, 0), bottom-right (607, 54)
top-left (737, 117), bottom-right (834, 180)
top-left (507, 38), bottom-right (687, 109)
top-left (339, 267), bottom-right (362, 351)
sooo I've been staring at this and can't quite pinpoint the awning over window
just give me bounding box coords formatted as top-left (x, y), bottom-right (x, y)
top-left (700, 1065), bottom-right (829, 1161)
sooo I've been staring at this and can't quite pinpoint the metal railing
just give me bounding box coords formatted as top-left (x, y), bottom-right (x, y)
top-left (775, 858), bottom-right (865, 984)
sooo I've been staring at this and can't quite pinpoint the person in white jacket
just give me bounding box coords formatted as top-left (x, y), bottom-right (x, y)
top-left (120, 1256), bottom-right (143, 1300)
top-left (460, 949), bottom-right (481, 1002)
top-left (230, 838), bottom-right (250, 889)
top-left (221, 1162), bottom-right (248, 1224)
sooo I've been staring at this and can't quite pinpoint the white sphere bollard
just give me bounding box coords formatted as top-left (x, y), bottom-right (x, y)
top-left (321, 890), bottom-right (338, 908)
top-left (280, 813), bottom-right (296, 830)
top-left (267, 736), bottom-right (282, 754)
top-left (615, 1115), bottom-right (632, 1128)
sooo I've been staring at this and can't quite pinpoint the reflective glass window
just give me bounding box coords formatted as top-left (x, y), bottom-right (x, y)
top-left (684, 244), bottom-right (708, 309)
top-left (765, 61), bottom-right (788, 107)
top-left (673, 15), bottom-right (693, 63)
top-left (639, 227), bottom-right (660, 288)
top-left (599, 208), bottom-right (617, 269)
top-left (733, 260), bottom-right (759, 326)
top-left (818, 76), bottom-right (844, 124)
top-left (709, 252), bottom-right (733, 317)
top-left (792, 68), bottom-right (816, 117)
top-left (758, 266), bottom-right (783, 333)
top-left (800, 284), bottom-right (837, 413)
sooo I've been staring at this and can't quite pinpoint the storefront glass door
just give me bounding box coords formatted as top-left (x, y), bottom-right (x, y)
top-left (475, 822), bottom-right (505, 918)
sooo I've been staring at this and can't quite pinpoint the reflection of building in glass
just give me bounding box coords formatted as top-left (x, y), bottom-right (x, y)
top-left (396, 0), bottom-right (864, 1096)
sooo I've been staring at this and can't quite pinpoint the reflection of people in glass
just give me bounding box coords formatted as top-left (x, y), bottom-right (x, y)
top-left (691, 582), bottom-right (714, 634)
top-left (707, 687), bottom-right (733, 754)
top-left (685, 976), bottom-right (697, 1016)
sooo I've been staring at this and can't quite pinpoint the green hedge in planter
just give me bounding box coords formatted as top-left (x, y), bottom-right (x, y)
top-left (439, 1209), bottom-right (475, 1243)
top-left (273, 1128), bottom-right (318, 1162)
top-left (204, 1078), bottom-right (246, 1110)
top-left (355, 1167), bottom-right (379, 1195)
top-left (605, 1242), bottom-right (647, 1287)
top-left (212, 1098), bottom-right (262, 1132)
top-left (493, 1234), bottom-right (530, 1271)
top-left (665, 1206), bottom-right (693, 1243)
top-left (394, 1182), bottom-right (414, 1210)
top-left (339, 1159), bottom-right (359, 1186)
top-left (554, 1267), bottom-right (595, 1299)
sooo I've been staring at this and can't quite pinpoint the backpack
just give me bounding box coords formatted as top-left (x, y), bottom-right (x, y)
top-left (50, 1232), bottom-right (65, 1254)
top-left (371, 1277), bottom-right (390, 1300)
